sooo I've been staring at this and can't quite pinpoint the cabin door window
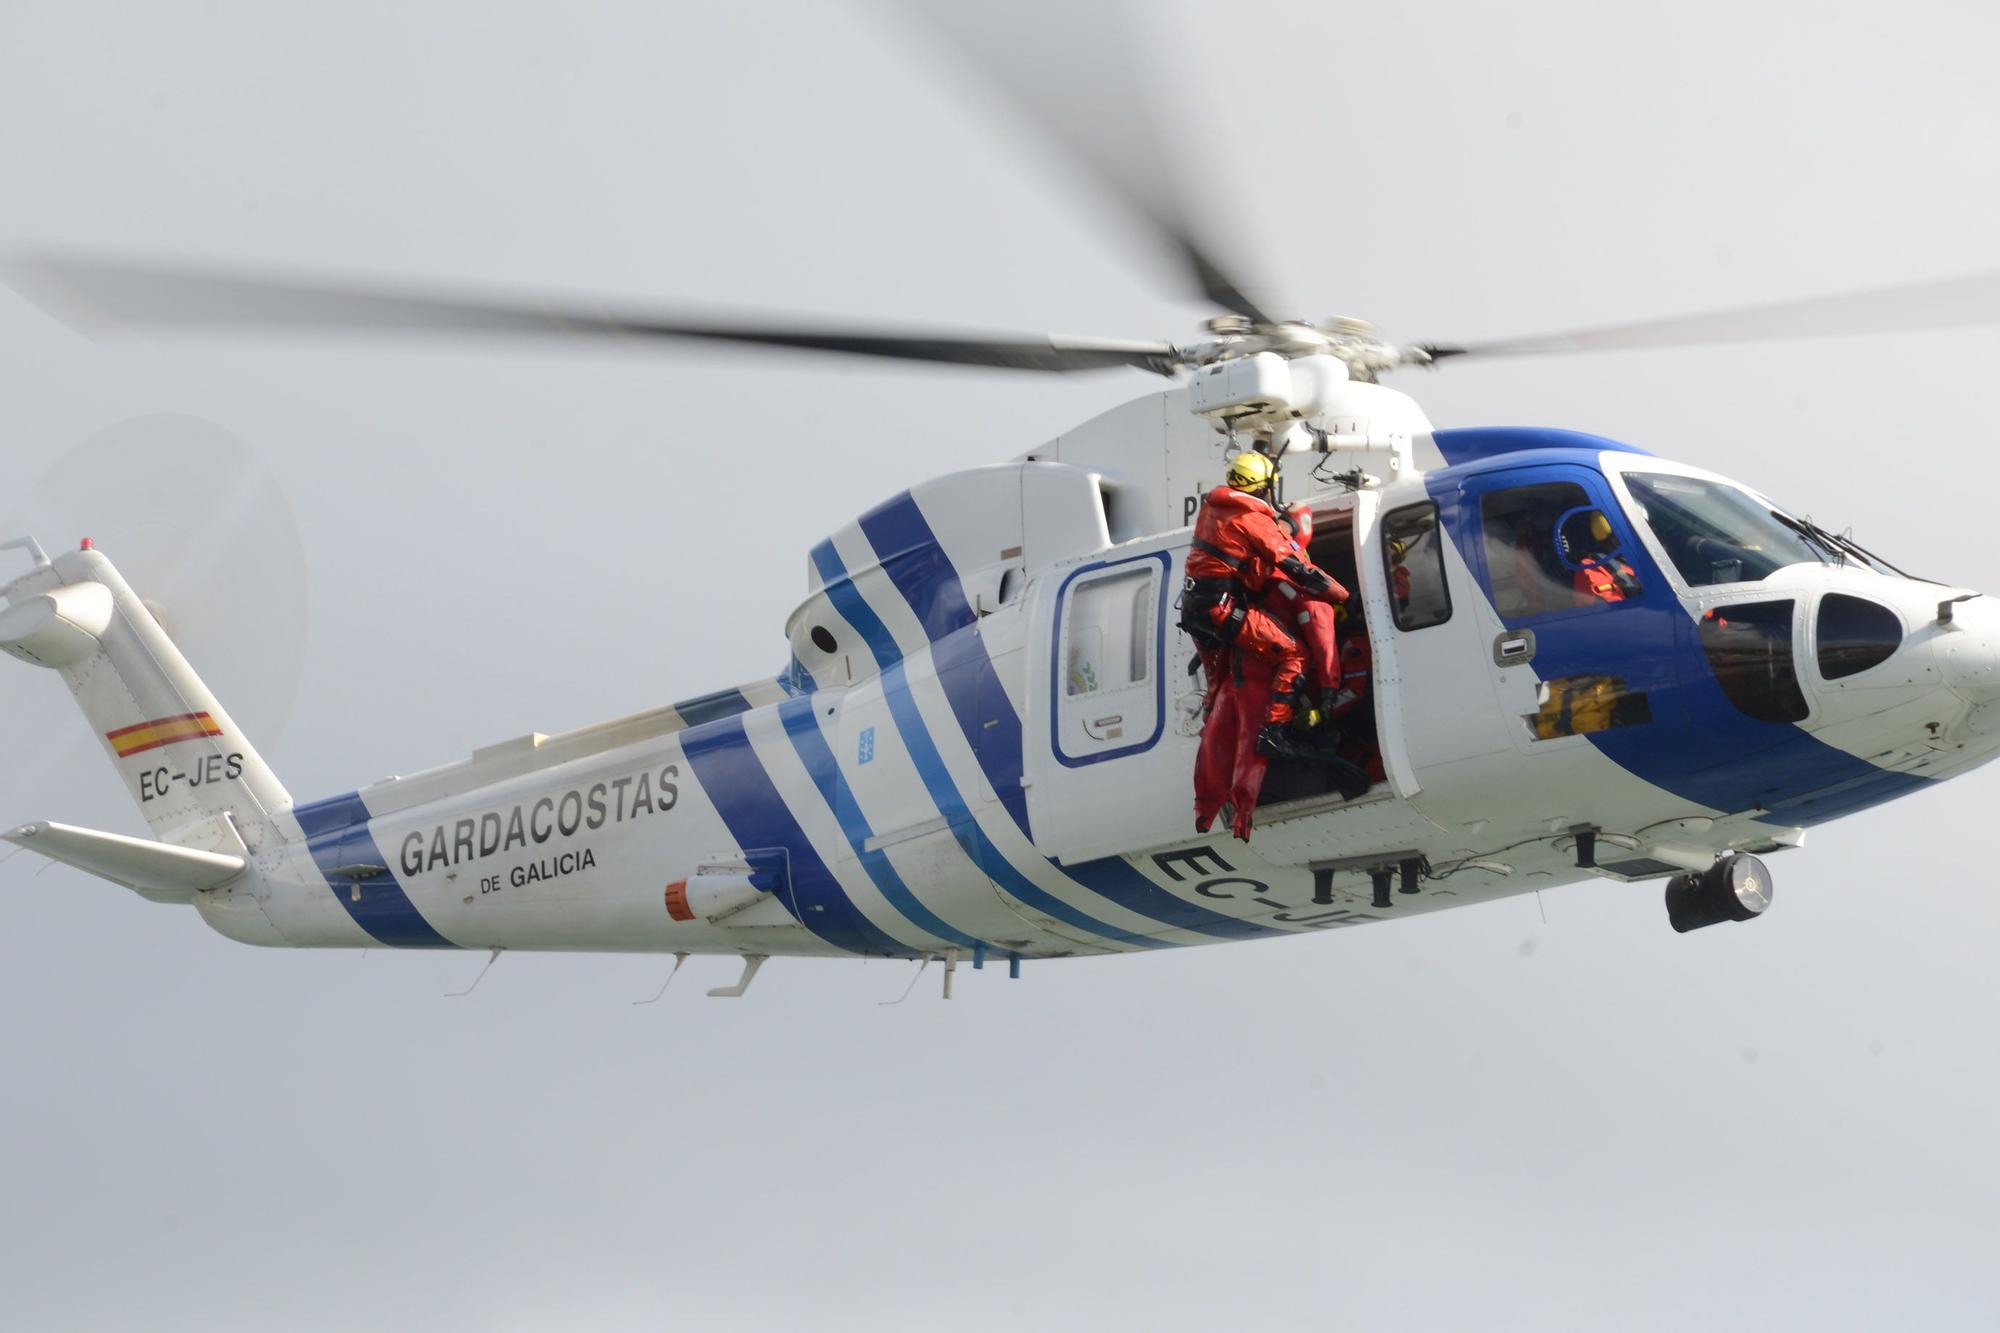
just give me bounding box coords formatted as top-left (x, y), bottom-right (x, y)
top-left (1051, 552), bottom-right (1168, 766)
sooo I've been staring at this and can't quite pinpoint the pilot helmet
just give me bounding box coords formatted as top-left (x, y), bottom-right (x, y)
top-left (1557, 507), bottom-right (1618, 562)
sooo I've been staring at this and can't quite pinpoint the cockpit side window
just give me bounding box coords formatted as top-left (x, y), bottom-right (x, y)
top-left (1479, 482), bottom-right (1642, 619)
top-left (1623, 473), bottom-right (1824, 587)
top-left (1382, 503), bottom-right (1451, 631)
top-left (1700, 599), bottom-right (1809, 723)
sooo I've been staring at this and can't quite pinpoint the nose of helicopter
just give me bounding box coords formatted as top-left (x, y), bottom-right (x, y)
top-left (1938, 594), bottom-right (2000, 704)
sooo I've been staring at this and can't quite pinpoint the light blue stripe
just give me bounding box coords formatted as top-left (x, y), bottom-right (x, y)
top-left (811, 539), bottom-right (1164, 950)
top-left (680, 713), bottom-right (910, 956)
top-left (779, 695), bottom-right (982, 949)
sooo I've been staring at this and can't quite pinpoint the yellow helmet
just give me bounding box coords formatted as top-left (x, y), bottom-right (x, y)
top-left (1589, 510), bottom-right (1614, 544)
top-left (1226, 451), bottom-right (1276, 492)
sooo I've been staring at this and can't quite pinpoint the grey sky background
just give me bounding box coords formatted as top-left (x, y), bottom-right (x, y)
top-left (3, 2), bottom-right (1998, 1328)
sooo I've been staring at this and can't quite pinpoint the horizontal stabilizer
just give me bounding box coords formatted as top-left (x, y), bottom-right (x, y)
top-left (3, 820), bottom-right (246, 903)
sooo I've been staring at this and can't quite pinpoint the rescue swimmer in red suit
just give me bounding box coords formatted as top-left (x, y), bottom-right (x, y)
top-left (1182, 450), bottom-right (1360, 839)
top-left (1273, 499), bottom-right (1374, 786)
top-left (1326, 603), bottom-right (1386, 785)
top-left (1279, 501), bottom-right (1360, 721)
top-left (1326, 604), bottom-right (1370, 723)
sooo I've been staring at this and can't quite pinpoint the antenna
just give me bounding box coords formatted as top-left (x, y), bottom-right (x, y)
top-left (0, 536), bottom-right (50, 571)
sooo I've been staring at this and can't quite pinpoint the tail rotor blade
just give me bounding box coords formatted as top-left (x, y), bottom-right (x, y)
top-left (0, 415), bottom-right (310, 777)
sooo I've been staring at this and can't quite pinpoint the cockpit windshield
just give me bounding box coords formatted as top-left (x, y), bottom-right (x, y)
top-left (1622, 472), bottom-right (1846, 587)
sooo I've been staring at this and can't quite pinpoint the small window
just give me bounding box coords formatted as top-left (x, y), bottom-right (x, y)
top-left (1699, 600), bottom-right (1808, 723)
top-left (1817, 594), bottom-right (1903, 680)
top-left (1383, 503), bottom-right (1451, 630)
top-left (1099, 481), bottom-right (1147, 545)
top-left (1064, 566), bottom-right (1153, 696)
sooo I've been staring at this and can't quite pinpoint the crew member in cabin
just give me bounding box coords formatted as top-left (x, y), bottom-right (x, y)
top-left (1326, 603), bottom-right (1370, 723)
top-left (1561, 509), bottom-right (1641, 603)
top-left (1326, 603), bottom-right (1385, 785)
top-left (1387, 538), bottom-right (1413, 614)
top-left (1279, 501), bottom-right (1357, 720)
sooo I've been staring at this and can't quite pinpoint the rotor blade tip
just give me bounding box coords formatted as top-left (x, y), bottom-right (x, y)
top-left (1, 252), bottom-right (116, 338)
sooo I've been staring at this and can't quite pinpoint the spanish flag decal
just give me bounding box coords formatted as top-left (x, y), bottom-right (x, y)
top-left (106, 712), bottom-right (224, 758)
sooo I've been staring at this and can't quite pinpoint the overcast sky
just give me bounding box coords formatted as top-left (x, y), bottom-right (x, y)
top-left (4, 2), bottom-right (1999, 1329)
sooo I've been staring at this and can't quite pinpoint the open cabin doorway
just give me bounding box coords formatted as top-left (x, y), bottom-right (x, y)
top-left (1256, 504), bottom-right (1388, 811)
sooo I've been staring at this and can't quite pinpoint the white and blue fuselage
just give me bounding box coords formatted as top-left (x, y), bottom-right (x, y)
top-left (9, 385), bottom-right (2000, 967)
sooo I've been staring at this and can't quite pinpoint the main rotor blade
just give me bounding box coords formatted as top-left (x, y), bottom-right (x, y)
top-left (1422, 270), bottom-right (2000, 361)
top-left (881, 1), bottom-right (1276, 324)
top-left (3, 253), bottom-right (1183, 376)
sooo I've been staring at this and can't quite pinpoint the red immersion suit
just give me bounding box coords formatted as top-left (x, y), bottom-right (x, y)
top-left (1281, 504), bottom-right (1344, 698)
top-left (1329, 633), bottom-right (1371, 721)
top-left (1573, 555), bottom-right (1640, 603)
top-left (1327, 632), bottom-right (1385, 785)
top-left (1184, 486), bottom-right (1311, 725)
top-left (1185, 487), bottom-right (1348, 839)
top-left (1191, 653), bottom-right (1284, 841)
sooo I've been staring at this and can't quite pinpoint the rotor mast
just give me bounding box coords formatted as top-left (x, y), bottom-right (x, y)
top-left (1174, 319), bottom-right (1430, 484)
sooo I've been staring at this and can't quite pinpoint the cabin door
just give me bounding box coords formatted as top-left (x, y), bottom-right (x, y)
top-left (1459, 462), bottom-right (1685, 756)
top-left (1023, 547), bottom-right (1197, 863)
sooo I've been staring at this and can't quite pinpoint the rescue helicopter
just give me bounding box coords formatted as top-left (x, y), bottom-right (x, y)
top-left (7, 12), bottom-right (2000, 999)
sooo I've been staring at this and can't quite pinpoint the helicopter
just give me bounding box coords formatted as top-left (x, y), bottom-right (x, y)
top-left (5, 12), bottom-right (2000, 1000)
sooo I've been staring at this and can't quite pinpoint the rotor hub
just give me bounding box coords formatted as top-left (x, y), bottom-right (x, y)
top-left (1180, 316), bottom-right (1420, 383)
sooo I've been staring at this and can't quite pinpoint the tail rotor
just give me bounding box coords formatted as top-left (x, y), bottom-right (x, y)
top-left (0, 415), bottom-right (309, 818)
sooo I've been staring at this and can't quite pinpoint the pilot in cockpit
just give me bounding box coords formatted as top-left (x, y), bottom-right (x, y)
top-left (1559, 508), bottom-right (1642, 604)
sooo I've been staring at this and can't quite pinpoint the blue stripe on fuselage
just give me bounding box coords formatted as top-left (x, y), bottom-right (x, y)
top-left (854, 493), bottom-right (976, 644)
top-left (1430, 426), bottom-right (1651, 470)
top-left (851, 496), bottom-right (1281, 942)
top-left (679, 713), bottom-right (911, 957)
top-left (294, 792), bottom-right (459, 948)
top-left (810, 535), bottom-right (1166, 949)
